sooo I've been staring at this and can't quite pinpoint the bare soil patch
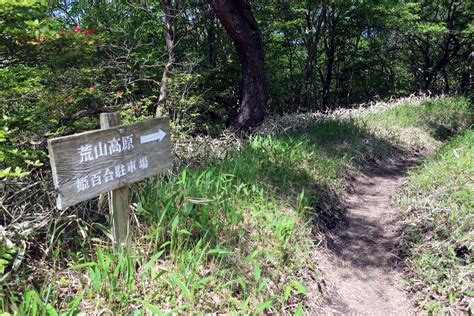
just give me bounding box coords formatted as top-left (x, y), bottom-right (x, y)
top-left (313, 156), bottom-right (421, 315)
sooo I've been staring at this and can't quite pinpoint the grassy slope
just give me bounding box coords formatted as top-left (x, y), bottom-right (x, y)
top-left (366, 97), bottom-right (473, 312)
top-left (398, 130), bottom-right (473, 313)
top-left (51, 120), bottom-right (389, 314)
top-left (364, 96), bottom-right (472, 151)
top-left (2, 96), bottom-right (472, 314)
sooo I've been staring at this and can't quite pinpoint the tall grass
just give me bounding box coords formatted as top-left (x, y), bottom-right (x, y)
top-left (5, 116), bottom-right (395, 314)
top-left (364, 96), bottom-right (473, 150)
top-left (398, 129), bottom-right (473, 313)
top-left (2, 96), bottom-right (472, 314)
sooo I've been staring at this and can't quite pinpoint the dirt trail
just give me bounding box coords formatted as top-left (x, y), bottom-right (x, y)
top-left (316, 157), bottom-right (419, 315)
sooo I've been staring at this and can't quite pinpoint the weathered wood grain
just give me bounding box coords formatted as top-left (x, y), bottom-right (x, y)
top-left (48, 116), bottom-right (172, 209)
top-left (100, 113), bottom-right (130, 249)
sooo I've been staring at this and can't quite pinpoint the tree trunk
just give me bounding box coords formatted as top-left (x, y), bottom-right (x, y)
top-left (322, 33), bottom-right (335, 109)
top-left (209, 0), bottom-right (267, 129)
top-left (418, 0), bottom-right (461, 94)
top-left (298, 1), bottom-right (325, 111)
top-left (156, 0), bottom-right (179, 117)
top-left (442, 68), bottom-right (450, 94)
top-left (346, 34), bottom-right (361, 105)
top-left (207, 8), bottom-right (217, 69)
top-left (422, 72), bottom-right (434, 93)
top-left (321, 4), bottom-right (336, 109)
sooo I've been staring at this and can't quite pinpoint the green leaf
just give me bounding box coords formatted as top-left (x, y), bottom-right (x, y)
top-left (295, 302), bottom-right (303, 316)
top-left (45, 303), bottom-right (58, 316)
top-left (68, 291), bottom-right (84, 311)
top-left (283, 284), bottom-right (292, 302)
top-left (208, 248), bottom-right (232, 255)
top-left (141, 250), bottom-right (165, 277)
top-left (291, 280), bottom-right (307, 295)
top-left (171, 215), bottom-right (179, 232)
top-left (176, 279), bottom-right (193, 300)
top-left (253, 262), bottom-right (261, 283)
top-left (133, 298), bottom-right (164, 315)
top-left (255, 300), bottom-right (272, 314)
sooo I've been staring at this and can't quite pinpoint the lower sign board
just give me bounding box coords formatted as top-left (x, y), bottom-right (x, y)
top-left (48, 117), bottom-right (172, 209)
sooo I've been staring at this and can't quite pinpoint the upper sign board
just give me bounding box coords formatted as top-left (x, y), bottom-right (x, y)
top-left (48, 117), bottom-right (172, 209)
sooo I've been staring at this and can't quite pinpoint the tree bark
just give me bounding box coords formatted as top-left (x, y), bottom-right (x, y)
top-left (321, 3), bottom-right (337, 109)
top-left (298, 0), bottom-right (325, 111)
top-left (442, 67), bottom-right (450, 94)
top-left (418, 0), bottom-right (462, 93)
top-left (207, 8), bottom-right (217, 69)
top-left (322, 29), bottom-right (335, 109)
top-left (209, 0), bottom-right (267, 129)
top-left (156, 0), bottom-right (179, 117)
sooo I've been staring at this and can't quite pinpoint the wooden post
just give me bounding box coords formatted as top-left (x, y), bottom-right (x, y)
top-left (100, 113), bottom-right (130, 250)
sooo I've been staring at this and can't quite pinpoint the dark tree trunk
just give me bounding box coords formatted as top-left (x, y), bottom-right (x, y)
top-left (156, 0), bottom-right (179, 117)
top-left (207, 8), bottom-right (217, 69)
top-left (322, 32), bottom-right (336, 109)
top-left (299, 41), bottom-right (317, 110)
top-left (421, 37), bottom-right (460, 94)
top-left (422, 71), bottom-right (434, 93)
top-left (418, 0), bottom-right (461, 94)
top-left (209, 0), bottom-right (268, 129)
top-left (321, 3), bottom-right (337, 109)
top-left (298, 1), bottom-right (325, 111)
top-left (346, 34), bottom-right (361, 105)
top-left (442, 68), bottom-right (450, 94)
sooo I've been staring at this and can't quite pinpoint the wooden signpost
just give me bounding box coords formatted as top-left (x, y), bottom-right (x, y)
top-left (47, 114), bottom-right (172, 248)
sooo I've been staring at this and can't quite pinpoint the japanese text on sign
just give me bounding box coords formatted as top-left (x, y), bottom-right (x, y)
top-left (47, 117), bottom-right (172, 209)
top-left (76, 157), bottom-right (149, 192)
top-left (78, 135), bottom-right (134, 163)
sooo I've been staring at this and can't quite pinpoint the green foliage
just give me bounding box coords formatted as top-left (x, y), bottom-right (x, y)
top-left (1, 0), bottom-right (473, 312)
top-left (364, 96), bottom-right (473, 150)
top-left (0, 0), bottom-right (51, 63)
top-left (2, 96), bottom-right (473, 313)
top-left (376, 97), bottom-right (473, 131)
top-left (0, 124), bottom-right (37, 178)
top-left (166, 71), bottom-right (230, 136)
top-left (0, 242), bottom-right (16, 277)
top-left (399, 129), bottom-right (474, 313)
top-left (1, 0), bottom-right (472, 150)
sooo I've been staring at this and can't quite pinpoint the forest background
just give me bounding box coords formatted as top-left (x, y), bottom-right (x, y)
top-left (1, 0), bottom-right (472, 177)
top-left (0, 0), bottom-right (473, 313)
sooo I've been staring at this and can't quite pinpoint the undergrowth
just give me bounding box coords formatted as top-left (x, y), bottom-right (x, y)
top-left (398, 129), bottom-right (473, 313)
top-left (1, 96), bottom-right (472, 314)
top-left (364, 96), bottom-right (473, 150)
